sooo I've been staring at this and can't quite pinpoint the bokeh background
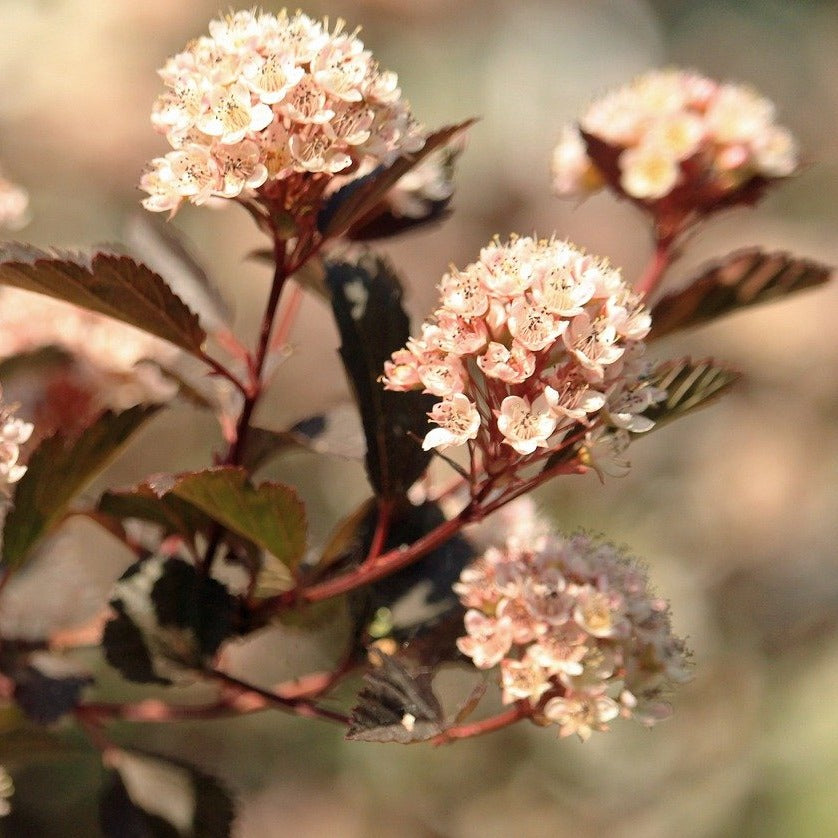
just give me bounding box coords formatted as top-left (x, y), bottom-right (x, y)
top-left (1, 0), bottom-right (837, 835)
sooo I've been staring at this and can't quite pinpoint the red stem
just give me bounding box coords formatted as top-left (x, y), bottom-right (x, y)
top-left (433, 702), bottom-right (531, 745)
top-left (280, 450), bottom-right (585, 608)
top-left (224, 233), bottom-right (289, 467)
top-left (636, 235), bottom-right (674, 298)
top-left (78, 659), bottom-right (358, 725)
top-left (365, 498), bottom-right (394, 561)
top-left (207, 668), bottom-right (349, 726)
top-left (202, 233), bottom-right (289, 573)
top-left (300, 507), bottom-right (472, 604)
top-left (269, 281), bottom-right (304, 355)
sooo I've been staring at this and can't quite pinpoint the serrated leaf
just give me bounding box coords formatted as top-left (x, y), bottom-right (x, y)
top-left (100, 748), bottom-right (235, 838)
top-left (0, 244), bottom-right (206, 353)
top-left (640, 357), bottom-right (741, 429)
top-left (326, 255), bottom-right (436, 498)
top-left (103, 556), bottom-right (239, 685)
top-left (170, 467), bottom-right (306, 571)
top-left (347, 650), bottom-right (444, 743)
top-left (649, 249), bottom-right (832, 340)
top-left (2, 405), bottom-right (160, 571)
top-left (318, 120), bottom-right (476, 239)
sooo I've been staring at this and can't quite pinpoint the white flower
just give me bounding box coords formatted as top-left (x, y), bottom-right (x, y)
top-left (456, 610), bottom-right (514, 669)
top-left (0, 390), bottom-right (33, 496)
top-left (619, 143), bottom-right (681, 200)
top-left (644, 112), bottom-right (705, 161)
top-left (455, 532), bottom-right (690, 737)
top-left (507, 299), bottom-right (566, 352)
top-left (752, 125), bottom-right (799, 177)
top-left (496, 394), bottom-right (558, 455)
top-left (477, 342), bottom-right (535, 383)
top-left (705, 83), bottom-right (775, 144)
top-left (197, 83), bottom-right (274, 144)
top-left (417, 357), bottom-right (466, 397)
top-left (562, 69), bottom-right (799, 206)
top-left (242, 52), bottom-right (304, 104)
top-left (214, 140), bottom-right (269, 198)
top-left (423, 394), bottom-right (481, 451)
top-left (564, 312), bottom-right (624, 380)
top-left (543, 692), bottom-right (620, 741)
top-left (311, 33), bottom-right (370, 102)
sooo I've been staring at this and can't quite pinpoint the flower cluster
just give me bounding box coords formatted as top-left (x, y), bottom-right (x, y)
top-left (552, 69), bottom-right (798, 202)
top-left (141, 8), bottom-right (424, 214)
top-left (383, 235), bottom-right (662, 469)
top-left (455, 532), bottom-right (690, 740)
top-left (0, 387), bottom-right (33, 498)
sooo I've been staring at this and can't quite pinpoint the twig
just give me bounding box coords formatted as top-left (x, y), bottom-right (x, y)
top-left (433, 702), bottom-right (532, 745)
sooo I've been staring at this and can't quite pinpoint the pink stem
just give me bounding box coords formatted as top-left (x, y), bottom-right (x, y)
top-left (433, 702), bottom-right (531, 745)
top-left (636, 235), bottom-right (674, 298)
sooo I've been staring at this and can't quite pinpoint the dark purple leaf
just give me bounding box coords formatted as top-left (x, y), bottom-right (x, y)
top-left (0, 244), bottom-right (206, 353)
top-left (347, 650), bottom-right (444, 743)
top-left (326, 255), bottom-right (436, 498)
top-left (318, 120), bottom-right (475, 239)
top-left (649, 249), bottom-right (832, 340)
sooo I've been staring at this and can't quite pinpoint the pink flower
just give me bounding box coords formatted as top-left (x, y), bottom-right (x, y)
top-left (454, 532), bottom-right (690, 738)
top-left (423, 394), bottom-right (481, 451)
top-left (383, 235), bottom-right (660, 474)
top-left (507, 299), bottom-right (566, 352)
top-left (456, 610), bottom-right (514, 669)
top-left (476, 342), bottom-right (535, 383)
top-left (556, 69), bottom-right (799, 206)
top-left (496, 394), bottom-right (558, 456)
top-left (141, 9), bottom-right (424, 213)
top-left (542, 692), bottom-right (620, 741)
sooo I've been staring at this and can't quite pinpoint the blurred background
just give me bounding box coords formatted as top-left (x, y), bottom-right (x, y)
top-left (0, 0), bottom-right (837, 835)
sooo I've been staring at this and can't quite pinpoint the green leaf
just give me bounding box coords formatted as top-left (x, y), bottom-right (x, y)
top-left (318, 120), bottom-right (476, 240)
top-left (640, 357), bottom-right (741, 429)
top-left (2, 405), bottom-right (160, 571)
top-left (170, 467), bottom-right (306, 571)
top-left (326, 255), bottom-right (436, 498)
top-left (649, 249), bottom-right (832, 340)
top-left (0, 244), bottom-right (206, 353)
